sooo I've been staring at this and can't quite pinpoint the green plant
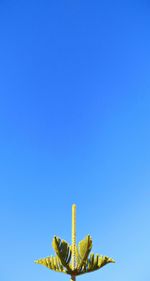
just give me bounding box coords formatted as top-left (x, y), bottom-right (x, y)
top-left (35, 204), bottom-right (115, 280)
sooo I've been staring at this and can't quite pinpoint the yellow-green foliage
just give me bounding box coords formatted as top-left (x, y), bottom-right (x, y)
top-left (35, 235), bottom-right (115, 276)
top-left (35, 255), bottom-right (65, 273)
top-left (52, 236), bottom-right (72, 273)
top-left (77, 235), bottom-right (92, 270)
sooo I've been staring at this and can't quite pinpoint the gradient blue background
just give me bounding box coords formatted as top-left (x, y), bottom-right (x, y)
top-left (0, 1), bottom-right (150, 281)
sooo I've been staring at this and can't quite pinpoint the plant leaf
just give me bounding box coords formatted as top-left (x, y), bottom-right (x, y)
top-left (34, 256), bottom-right (67, 274)
top-left (52, 236), bottom-right (72, 273)
top-left (77, 235), bottom-right (92, 271)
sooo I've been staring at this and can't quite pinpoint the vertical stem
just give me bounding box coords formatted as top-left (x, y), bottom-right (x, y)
top-left (71, 204), bottom-right (76, 281)
top-left (71, 276), bottom-right (76, 281)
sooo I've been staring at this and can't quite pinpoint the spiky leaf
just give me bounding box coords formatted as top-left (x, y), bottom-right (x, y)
top-left (52, 236), bottom-right (72, 273)
top-left (35, 256), bottom-right (67, 274)
top-left (84, 255), bottom-right (114, 275)
top-left (77, 235), bottom-right (92, 271)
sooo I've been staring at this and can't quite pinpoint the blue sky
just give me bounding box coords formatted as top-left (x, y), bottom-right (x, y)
top-left (0, 1), bottom-right (150, 281)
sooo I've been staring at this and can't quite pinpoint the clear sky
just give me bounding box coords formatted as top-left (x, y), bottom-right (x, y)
top-left (0, 1), bottom-right (150, 281)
